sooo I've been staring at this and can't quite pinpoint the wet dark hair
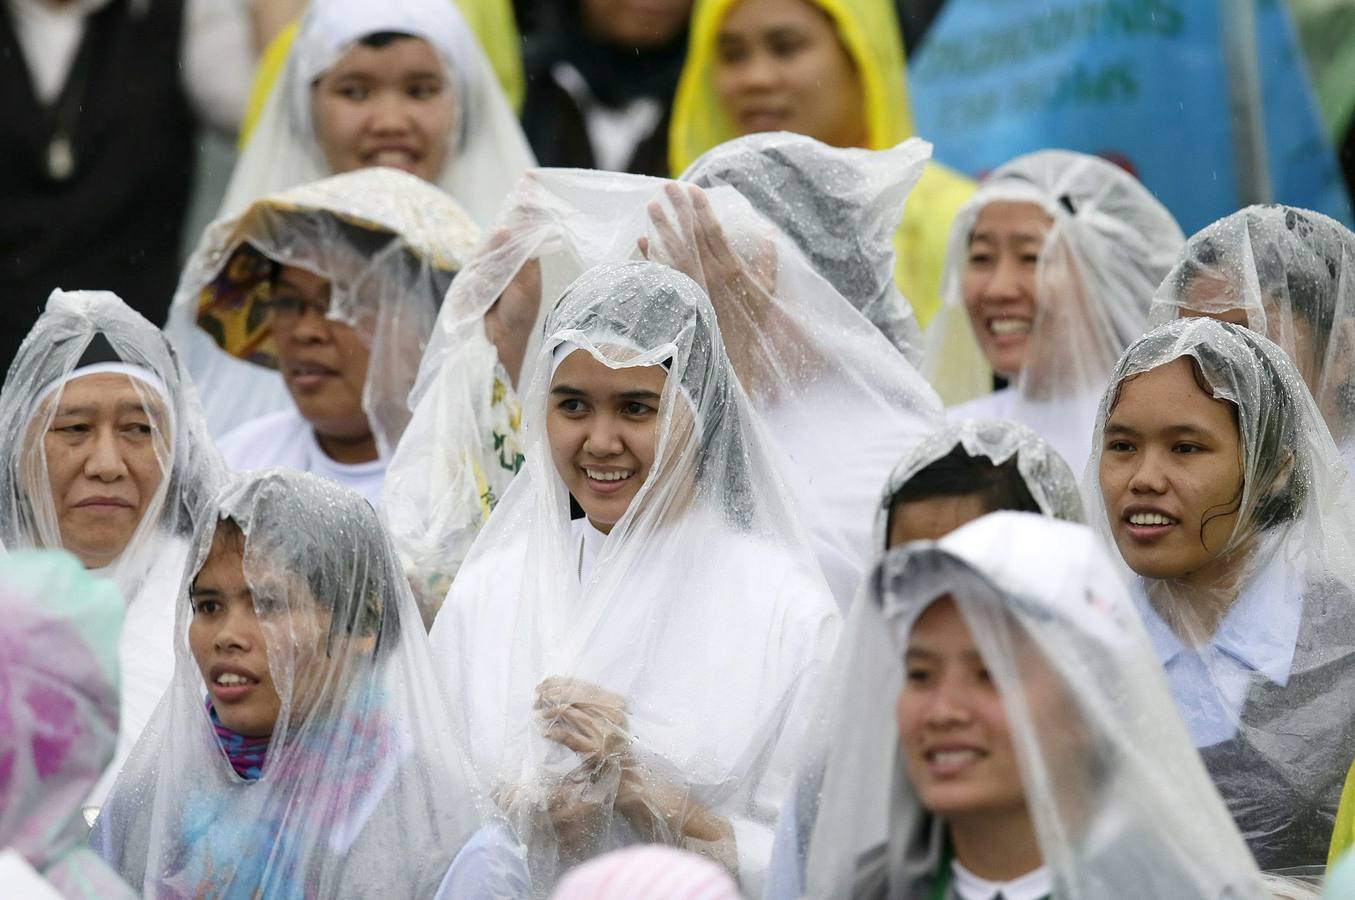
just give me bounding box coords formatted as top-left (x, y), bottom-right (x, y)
top-left (200, 512), bottom-right (399, 659)
top-left (885, 446), bottom-right (1041, 545)
top-left (358, 31), bottom-right (418, 49)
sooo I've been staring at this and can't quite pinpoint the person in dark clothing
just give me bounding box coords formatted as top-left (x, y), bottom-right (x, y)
top-left (519, 0), bottom-right (692, 176)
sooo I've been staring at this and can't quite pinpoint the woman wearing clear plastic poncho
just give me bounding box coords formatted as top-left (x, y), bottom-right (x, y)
top-left (668, 0), bottom-right (975, 325)
top-left (764, 420), bottom-right (1084, 900)
top-left (168, 167), bottom-right (524, 514)
top-left (924, 150), bottom-right (1184, 474)
top-left (0, 550), bottom-right (135, 899)
top-left (92, 468), bottom-right (529, 898)
top-left (426, 261), bottom-right (841, 895)
top-left (220, 0), bottom-right (534, 226)
top-left (798, 511), bottom-right (1275, 899)
top-left (1087, 317), bottom-right (1355, 872)
top-left (0, 290), bottom-right (225, 809)
top-left (678, 130), bottom-right (926, 364)
top-left (384, 163), bottom-right (942, 614)
top-left (1147, 205), bottom-right (1355, 466)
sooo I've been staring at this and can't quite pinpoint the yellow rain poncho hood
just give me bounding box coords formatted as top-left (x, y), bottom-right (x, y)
top-left (670, 0), bottom-right (974, 323)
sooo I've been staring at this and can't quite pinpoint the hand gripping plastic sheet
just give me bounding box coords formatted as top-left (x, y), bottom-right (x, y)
top-left (92, 469), bottom-right (527, 898)
top-left (1084, 318), bottom-right (1355, 871)
top-left (219, 0), bottom-right (534, 227)
top-left (801, 513), bottom-right (1274, 899)
top-left (428, 261), bottom-right (841, 895)
top-left (383, 164), bottom-right (943, 616)
top-left (1149, 205), bottom-right (1355, 462)
top-left (924, 149), bottom-right (1184, 472)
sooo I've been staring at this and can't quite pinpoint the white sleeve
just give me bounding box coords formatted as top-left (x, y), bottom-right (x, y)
top-left (181, 0), bottom-right (255, 135)
top-left (433, 822), bottom-right (531, 900)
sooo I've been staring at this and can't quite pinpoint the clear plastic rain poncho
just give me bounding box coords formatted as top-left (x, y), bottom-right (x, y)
top-left (168, 166), bottom-right (485, 447)
top-left (428, 261), bottom-right (841, 896)
top-left (924, 150), bottom-right (1184, 471)
top-left (1148, 204), bottom-right (1355, 459)
top-left (0, 550), bottom-right (135, 899)
top-left (874, 418), bottom-right (1086, 546)
top-left (801, 512), bottom-right (1273, 899)
top-left (0, 290), bottom-right (225, 806)
top-left (384, 164), bottom-right (942, 614)
top-left (1085, 317), bottom-right (1355, 871)
top-left (679, 131), bottom-right (926, 363)
top-left (92, 469), bottom-right (527, 898)
top-left (219, 0), bottom-right (534, 226)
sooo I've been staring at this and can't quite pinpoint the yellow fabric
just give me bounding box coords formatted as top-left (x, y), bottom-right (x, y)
top-left (238, 0), bottom-right (525, 148)
top-left (669, 0), bottom-right (974, 324)
top-left (1333, 761), bottom-right (1355, 868)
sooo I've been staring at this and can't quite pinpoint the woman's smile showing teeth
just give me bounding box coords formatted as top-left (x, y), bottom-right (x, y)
top-left (924, 745), bottom-right (986, 776)
top-left (582, 467), bottom-right (635, 494)
top-left (987, 317), bottom-right (1032, 338)
top-left (210, 665), bottom-right (261, 703)
top-left (1122, 507), bottom-right (1179, 541)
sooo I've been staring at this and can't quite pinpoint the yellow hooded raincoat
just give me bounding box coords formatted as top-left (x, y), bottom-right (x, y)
top-left (670, 0), bottom-right (974, 325)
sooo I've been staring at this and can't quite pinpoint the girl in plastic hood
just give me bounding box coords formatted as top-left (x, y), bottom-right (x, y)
top-left (92, 469), bottom-right (529, 898)
top-left (383, 165), bottom-right (942, 615)
top-left (1148, 205), bottom-right (1355, 463)
top-left (799, 512), bottom-right (1274, 899)
top-left (669, 0), bottom-right (974, 325)
top-left (427, 261), bottom-right (840, 895)
top-left (170, 167), bottom-right (525, 515)
top-left (925, 150), bottom-right (1184, 474)
top-left (0, 551), bottom-right (135, 899)
top-left (220, 0), bottom-right (534, 226)
top-left (1089, 317), bottom-right (1355, 871)
top-left (0, 290), bottom-right (225, 809)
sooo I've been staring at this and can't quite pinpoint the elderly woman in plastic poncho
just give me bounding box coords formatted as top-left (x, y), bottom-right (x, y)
top-left (426, 261), bottom-right (840, 896)
top-left (797, 513), bottom-right (1277, 899)
top-left (1149, 205), bottom-right (1355, 469)
top-left (0, 551), bottom-right (136, 899)
top-left (0, 291), bottom-right (225, 810)
top-left (93, 469), bottom-right (529, 899)
top-left (669, 0), bottom-right (974, 325)
top-left (924, 149), bottom-right (1184, 475)
top-left (222, 0), bottom-right (533, 226)
top-left (1087, 318), bottom-right (1355, 871)
top-left (383, 163), bottom-right (942, 614)
top-left (169, 168), bottom-right (526, 523)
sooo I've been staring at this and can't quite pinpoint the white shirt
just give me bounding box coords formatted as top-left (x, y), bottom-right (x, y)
top-left (952, 860), bottom-right (1051, 900)
top-left (218, 408), bottom-right (387, 509)
top-left (7, 0), bottom-right (253, 134)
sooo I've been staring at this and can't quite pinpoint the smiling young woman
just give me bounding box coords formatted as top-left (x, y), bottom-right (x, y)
top-left (924, 150), bottom-right (1184, 474)
top-left (219, 0), bottom-right (533, 227)
top-left (795, 513), bottom-right (1271, 899)
top-left (1087, 317), bottom-right (1355, 870)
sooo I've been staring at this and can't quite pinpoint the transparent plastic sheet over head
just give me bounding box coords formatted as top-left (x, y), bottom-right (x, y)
top-left (428, 262), bottom-right (841, 894)
top-left (873, 418), bottom-right (1086, 549)
top-left (384, 166), bottom-right (943, 615)
top-left (1149, 205), bottom-right (1355, 454)
top-left (680, 132), bottom-right (928, 363)
top-left (168, 167), bottom-right (482, 445)
top-left (0, 551), bottom-right (136, 899)
top-left (92, 469), bottom-right (517, 898)
top-left (923, 150), bottom-right (1184, 469)
top-left (1084, 317), bottom-right (1355, 870)
top-left (219, 0), bottom-right (534, 226)
top-left (801, 513), bottom-right (1272, 900)
top-left (0, 290), bottom-right (224, 596)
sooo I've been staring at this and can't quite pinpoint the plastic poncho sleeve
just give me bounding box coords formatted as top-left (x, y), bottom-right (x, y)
top-left (669, 0), bottom-right (974, 324)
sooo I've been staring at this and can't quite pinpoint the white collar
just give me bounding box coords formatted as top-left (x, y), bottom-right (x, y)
top-left (951, 859), bottom-right (1051, 900)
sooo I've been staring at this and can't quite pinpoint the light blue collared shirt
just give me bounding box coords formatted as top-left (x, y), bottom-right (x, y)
top-left (1132, 561), bottom-right (1303, 748)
